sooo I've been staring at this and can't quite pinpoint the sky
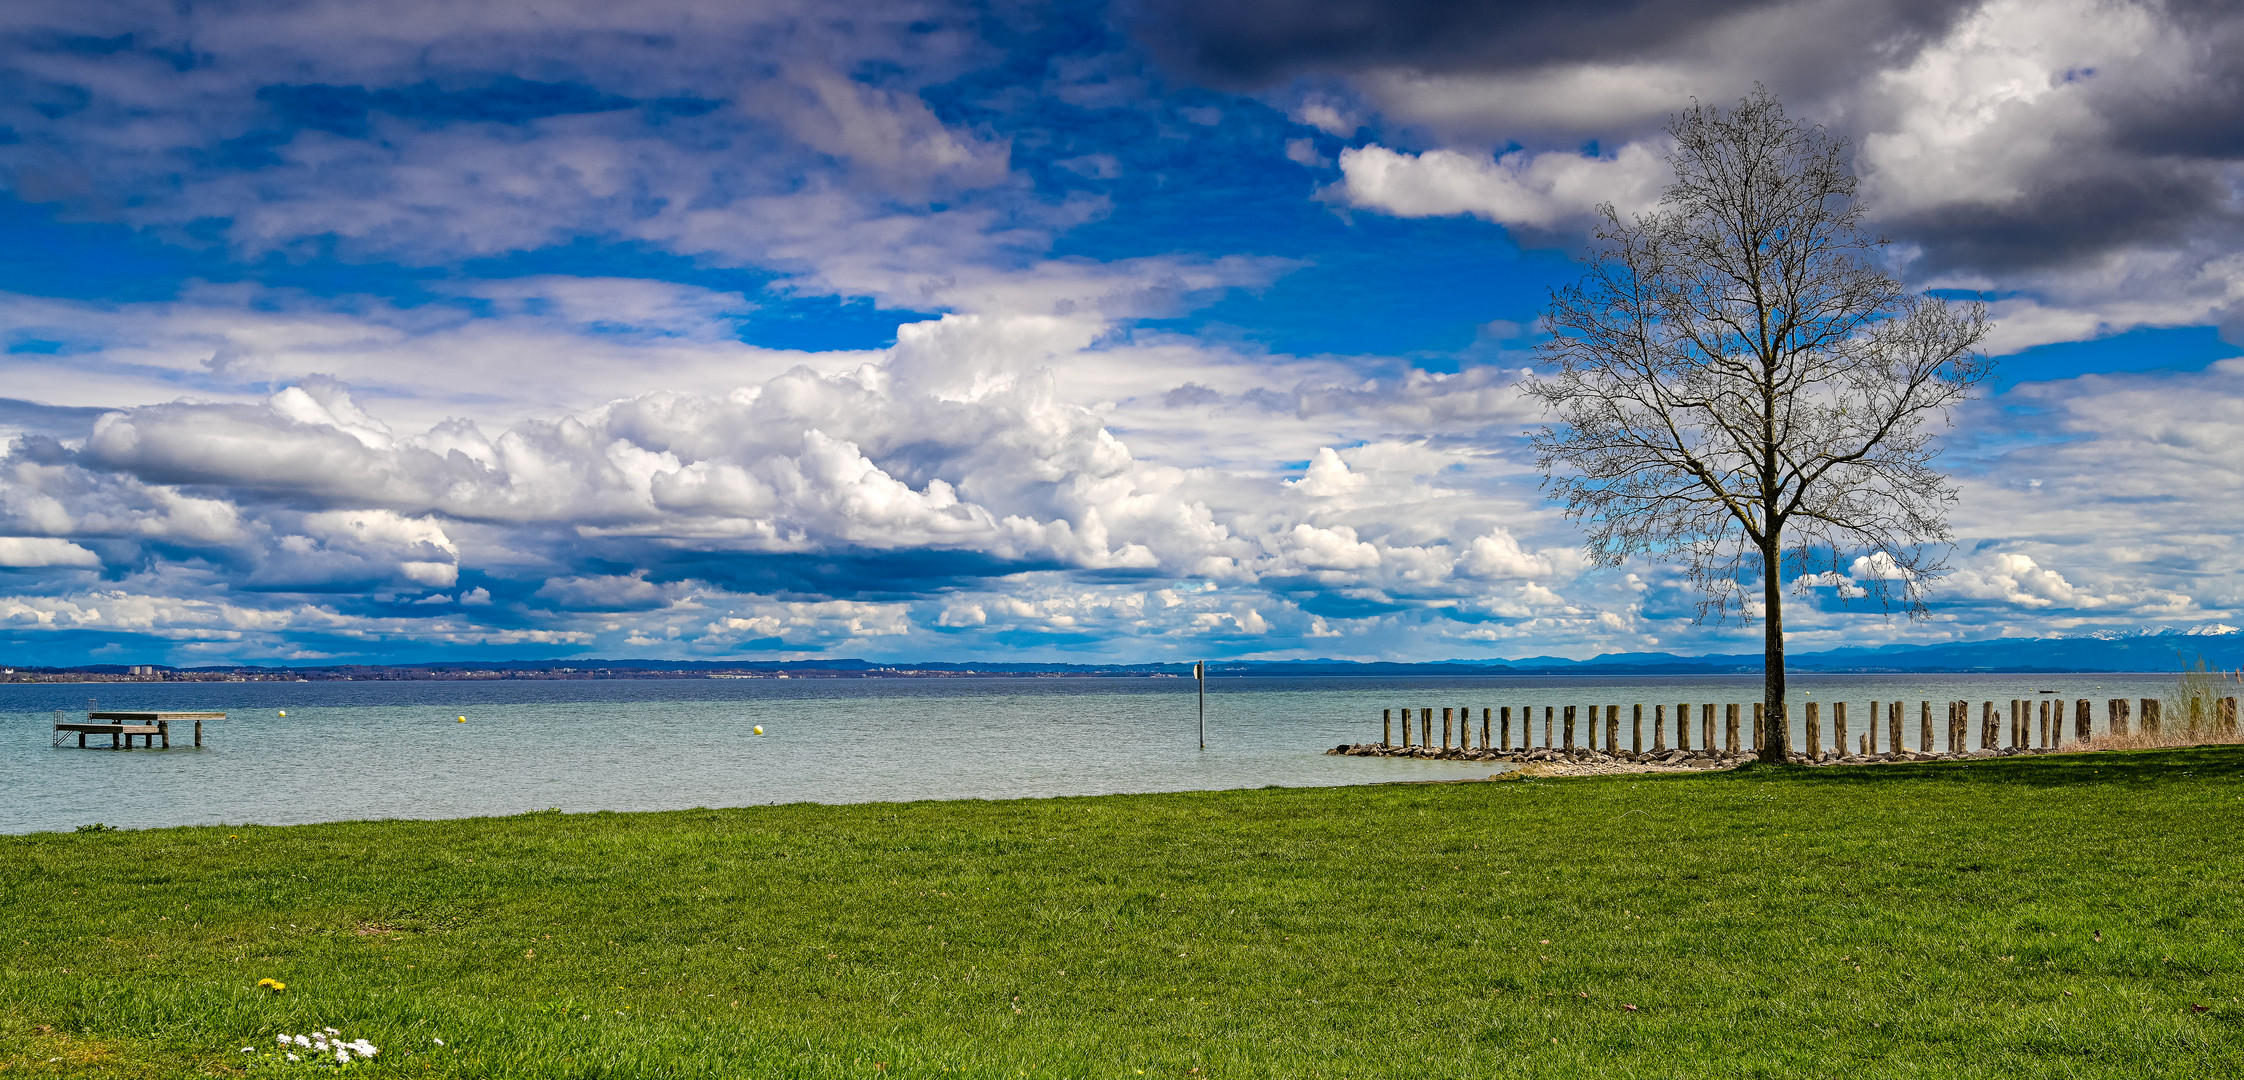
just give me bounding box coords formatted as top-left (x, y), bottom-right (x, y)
top-left (0, 0), bottom-right (2241, 667)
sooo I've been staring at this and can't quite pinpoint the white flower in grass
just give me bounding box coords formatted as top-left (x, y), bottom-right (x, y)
top-left (432, 1037), bottom-right (444, 1046)
top-left (335, 1048), bottom-right (350, 1063)
top-left (293, 1034), bottom-right (311, 1047)
top-left (286, 1052), bottom-right (300, 1061)
top-left (276, 1034), bottom-right (290, 1045)
top-left (324, 1027), bottom-right (339, 1035)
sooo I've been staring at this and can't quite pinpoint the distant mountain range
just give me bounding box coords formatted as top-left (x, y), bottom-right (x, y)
top-left (7, 627), bottom-right (2240, 679)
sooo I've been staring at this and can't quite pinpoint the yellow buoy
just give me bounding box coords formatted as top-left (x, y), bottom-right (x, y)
top-left (753, 725), bottom-right (764, 735)
top-left (457, 716), bottom-right (467, 723)
top-left (277, 710), bottom-right (286, 717)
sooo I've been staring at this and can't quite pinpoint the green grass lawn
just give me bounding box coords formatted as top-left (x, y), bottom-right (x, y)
top-left (3, 748), bottom-right (2241, 1078)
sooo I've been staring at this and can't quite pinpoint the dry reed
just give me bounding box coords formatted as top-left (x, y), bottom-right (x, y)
top-left (2072, 656), bottom-right (2244, 752)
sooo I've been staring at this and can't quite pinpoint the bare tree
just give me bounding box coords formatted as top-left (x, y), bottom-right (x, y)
top-left (1525, 88), bottom-right (1991, 763)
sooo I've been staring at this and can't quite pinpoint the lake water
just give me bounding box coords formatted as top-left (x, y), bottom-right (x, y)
top-left (0, 671), bottom-right (2182, 834)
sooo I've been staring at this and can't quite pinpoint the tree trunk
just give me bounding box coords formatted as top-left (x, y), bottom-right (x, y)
top-left (1760, 537), bottom-right (1789, 763)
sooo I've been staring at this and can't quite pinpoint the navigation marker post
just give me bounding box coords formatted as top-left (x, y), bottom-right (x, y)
top-left (1195, 661), bottom-right (1206, 750)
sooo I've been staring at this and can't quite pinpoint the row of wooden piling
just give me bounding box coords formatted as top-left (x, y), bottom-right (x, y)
top-left (1361, 696), bottom-right (2242, 760)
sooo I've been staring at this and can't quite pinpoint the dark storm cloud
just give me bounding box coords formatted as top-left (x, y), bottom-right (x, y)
top-left (1128, 0), bottom-right (1967, 86)
top-left (1890, 156), bottom-right (2237, 275)
top-left (1135, 0), bottom-right (2244, 278)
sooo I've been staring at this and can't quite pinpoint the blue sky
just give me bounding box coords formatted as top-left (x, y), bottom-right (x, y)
top-left (0, 0), bottom-right (2241, 666)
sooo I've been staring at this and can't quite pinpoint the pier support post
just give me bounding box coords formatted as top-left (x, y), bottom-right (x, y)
top-left (1806, 702), bottom-right (1822, 761)
top-left (1654, 705), bottom-right (1667, 752)
top-left (2074, 699), bottom-right (2091, 744)
top-left (1834, 702), bottom-right (1848, 759)
top-left (2109, 698), bottom-right (2130, 738)
top-left (1725, 704), bottom-right (1740, 756)
top-left (2189, 697), bottom-right (2203, 737)
top-left (1482, 708), bottom-right (1492, 750)
top-left (1633, 704), bottom-right (1644, 755)
top-left (1383, 709), bottom-right (1392, 747)
top-left (1700, 705), bottom-right (1714, 755)
top-left (2141, 698), bottom-right (2161, 736)
top-left (1675, 703), bottom-right (1690, 752)
top-left (2221, 697), bottom-right (2238, 736)
top-left (1500, 707), bottom-right (1512, 751)
top-left (1606, 706), bottom-right (1619, 754)
top-left (1563, 706), bottom-right (1576, 751)
top-left (1442, 707), bottom-right (1453, 751)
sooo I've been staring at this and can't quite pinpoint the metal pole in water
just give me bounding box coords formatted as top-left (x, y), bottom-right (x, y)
top-left (1197, 662), bottom-right (1208, 749)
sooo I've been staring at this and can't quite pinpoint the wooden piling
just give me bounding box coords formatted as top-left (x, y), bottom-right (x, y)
top-left (1482, 707), bottom-right (1492, 750)
top-left (1654, 705), bottom-right (1667, 752)
top-left (1859, 734), bottom-right (1868, 756)
top-left (1605, 705), bottom-right (1619, 752)
top-left (2189, 697), bottom-right (2203, 737)
top-left (2220, 697), bottom-right (2238, 736)
top-left (1752, 703), bottom-right (1764, 754)
top-left (1699, 704), bottom-right (1714, 754)
top-left (1544, 706), bottom-right (1554, 748)
top-left (1806, 702), bottom-right (1822, 761)
top-left (1675, 702), bottom-right (1690, 752)
top-left (1887, 701), bottom-right (1902, 755)
top-left (1442, 707), bottom-right (1453, 750)
top-left (1833, 702), bottom-right (1848, 759)
top-left (2074, 699), bottom-right (2090, 744)
top-left (1725, 703), bottom-right (1740, 756)
top-left (1562, 706), bottom-right (1576, 751)
top-left (1421, 707), bottom-right (1432, 747)
top-left (2141, 698), bottom-right (2161, 736)
top-left (2109, 698), bottom-right (2130, 737)
top-left (1633, 704), bottom-right (1644, 754)
top-left (1382, 708), bottom-right (1392, 747)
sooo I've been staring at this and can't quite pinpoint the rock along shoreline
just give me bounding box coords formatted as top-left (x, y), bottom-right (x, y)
top-left (1324, 742), bottom-right (2080, 777)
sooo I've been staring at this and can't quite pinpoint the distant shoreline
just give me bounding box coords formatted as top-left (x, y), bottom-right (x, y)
top-left (5, 629), bottom-right (2235, 681)
top-left (0, 666), bottom-right (2195, 684)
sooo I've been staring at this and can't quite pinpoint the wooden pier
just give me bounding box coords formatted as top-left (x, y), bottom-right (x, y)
top-left (54, 711), bottom-right (224, 749)
top-left (1332, 696), bottom-right (2239, 764)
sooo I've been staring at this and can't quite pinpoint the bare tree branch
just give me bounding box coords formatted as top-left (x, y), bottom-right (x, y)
top-left (1522, 87), bottom-right (1991, 763)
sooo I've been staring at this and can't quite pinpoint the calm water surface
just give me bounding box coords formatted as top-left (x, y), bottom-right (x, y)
top-left (0, 672), bottom-right (2177, 834)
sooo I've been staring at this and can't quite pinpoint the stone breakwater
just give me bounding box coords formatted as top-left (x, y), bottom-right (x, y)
top-left (1325, 742), bottom-right (2079, 776)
